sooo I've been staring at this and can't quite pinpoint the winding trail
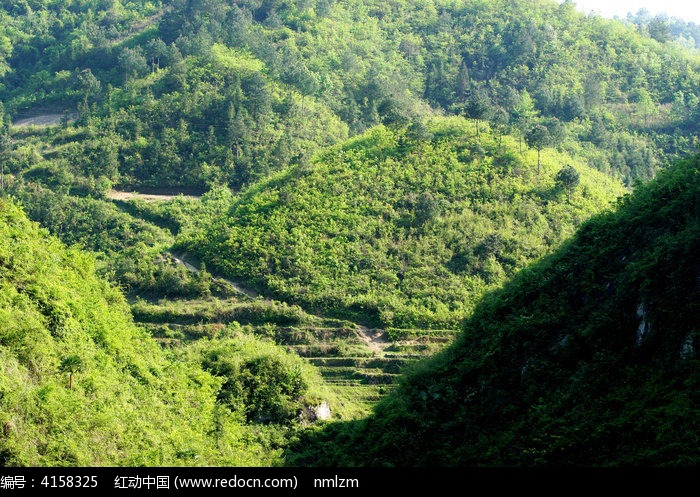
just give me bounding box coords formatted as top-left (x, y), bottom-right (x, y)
top-left (108, 192), bottom-right (393, 355)
top-left (13, 113), bottom-right (77, 127)
top-left (170, 252), bottom-right (259, 299)
top-left (170, 251), bottom-right (389, 353)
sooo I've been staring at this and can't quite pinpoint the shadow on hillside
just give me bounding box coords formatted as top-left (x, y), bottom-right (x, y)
top-left (284, 419), bottom-right (369, 467)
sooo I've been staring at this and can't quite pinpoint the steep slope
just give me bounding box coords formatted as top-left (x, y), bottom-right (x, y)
top-left (287, 154), bottom-right (699, 466)
top-left (0, 198), bottom-right (326, 466)
top-left (180, 117), bottom-right (625, 329)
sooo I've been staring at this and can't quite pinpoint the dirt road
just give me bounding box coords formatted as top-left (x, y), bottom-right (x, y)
top-left (107, 190), bottom-right (201, 202)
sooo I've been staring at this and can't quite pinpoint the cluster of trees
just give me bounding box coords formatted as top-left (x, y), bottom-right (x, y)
top-left (179, 117), bottom-right (624, 328)
top-left (0, 0), bottom-right (699, 193)
top-left (626, 9), bottom-right (700, 48)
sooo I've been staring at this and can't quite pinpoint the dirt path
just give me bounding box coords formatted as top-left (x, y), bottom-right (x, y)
top-left (356, 325), bottom-right (390, 353)
top-left (107, 190), bottom-right (201, 202)
top-left (170, 252), bottom-right (259, 299)
top-left (13, 113), bottom-right (77, 127)
top-left (170, 251), bottom-right (390, 353)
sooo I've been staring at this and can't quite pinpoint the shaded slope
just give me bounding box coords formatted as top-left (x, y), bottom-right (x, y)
top-left (287, 154), bottom-right (699, 466)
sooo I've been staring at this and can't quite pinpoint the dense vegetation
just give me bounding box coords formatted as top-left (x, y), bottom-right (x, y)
top-left (180, 117), bottom-right (625, 328)
top-left (1, 0), bottom-right (700, 193)
top-left (0, 0), bottom-right (698, 467)
top-left (0, 198), bottom-right (336, 466)
top-left (287, 155), bottom-right (700, 466)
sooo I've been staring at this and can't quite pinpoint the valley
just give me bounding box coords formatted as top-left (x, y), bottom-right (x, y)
top-left (0, 0), bottom-right (697, 468)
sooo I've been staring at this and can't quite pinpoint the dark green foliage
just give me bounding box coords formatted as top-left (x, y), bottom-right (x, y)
top-left (555, 164), bottom-right (581, 202)
top-left (287, 155), bottom-right (700, 466)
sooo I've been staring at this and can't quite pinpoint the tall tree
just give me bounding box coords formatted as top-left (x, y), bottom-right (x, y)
top-left (59, 355), bottom-right (84, 390)
top-left (0, 102), bottom-right (9, 189)
top-left (117, 47), bottom-right (147, 84)
top-left (456, 62), bottom-right (470, 103)
top-left (492, 106), bottom-right (510, 150)
top-left (464, 90), bottom-right (492, 140)
top-left (512, 90), bottom-right (539, 153)
top-left (525, 124), bottom-right (551, 174)
top-left (555, 164), bottom-right (581, 203)
top-left (77, 68), bottom-right (101, 110)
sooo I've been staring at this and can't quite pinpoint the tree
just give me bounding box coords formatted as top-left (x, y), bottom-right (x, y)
top-left (555, 164), bottom-right (580, 203)
top-left (648, 16), bottom-right (671, 43)
top-left (525, 124), bottom-right (551, 174)
top-left (77, 68), bottom-right (101, 110)
top-left (407, 119), bottom-right (433, 143)
top-left (0, 101), bottom-right (9, 189)
top-left (491, 106), bottom-right (510, 150)
top-left (464, 90), bottom-right (492, 140)
top-left (0, 137), bottom-right (7, 189)
top-left (59, 355), bottom-right (84, 390)
top-left (456, 62), bottom-right (470, 102)
top-left (512, 90), bottom-right (539, 152)
top-left (118, 47), bottom-right (147, 84)
top-left (289, 65), bottom-right (317, 113)
top-left (634, 88), bottom-right (656, 126)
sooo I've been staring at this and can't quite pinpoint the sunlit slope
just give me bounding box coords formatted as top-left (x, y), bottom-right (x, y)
top-left (181, 117), bottom-right (625, 329)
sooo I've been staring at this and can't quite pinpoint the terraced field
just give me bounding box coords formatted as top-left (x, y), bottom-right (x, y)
top-left (111, 194), bottom-right (456, 416)
top-left (133, 292), bottom-right (456, 414)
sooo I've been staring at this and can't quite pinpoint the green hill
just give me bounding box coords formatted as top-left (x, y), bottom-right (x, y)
top-left (2, 0), bottom-right (700, 192)
top-left (179, 117), bottom-right (625, 329)
top-left (1, 0), bottom-right (698, 468)
top-left (0, 198), bottom-right (330, 466)
top-left (287, 154), bottom-right (700, 466)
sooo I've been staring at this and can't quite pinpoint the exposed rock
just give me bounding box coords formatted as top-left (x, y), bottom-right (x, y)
top-left (313, 400), bottom-right (332, 421)
top-left (636, 302), bottom-right (650, 346)
top-left (681, 334), bottom-right (695, 360)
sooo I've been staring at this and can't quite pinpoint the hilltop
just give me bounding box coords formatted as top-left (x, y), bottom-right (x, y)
top-left (179, 116), bottom-right (625, 329)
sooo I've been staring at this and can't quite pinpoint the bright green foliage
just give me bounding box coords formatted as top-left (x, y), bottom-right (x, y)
top-left (287, 155), bottom-right (700, 466)
top-left (1, 0), bottom-right (699, 189)
top-left (182, 334), bottom-right (326, 424)
top-left (0, 0), bottom-right (698, 468)
top-left (180, 117), bottom-right (625, 329)
top-left (0, 198), bottom-right (316, 466)
top-left (58, 355), bottom-right (84, 390)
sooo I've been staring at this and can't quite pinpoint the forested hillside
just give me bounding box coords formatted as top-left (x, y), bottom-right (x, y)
top-left (287, 155), bottom-right (700, 466)
top-left (1, 0), bottom-right (699, 193)
top-left (179, 117), bottom-right (625, 328)
top-left (0, 0), bottom-right (698, 468)
top-left (0, 199), bottom-right (336, 466)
